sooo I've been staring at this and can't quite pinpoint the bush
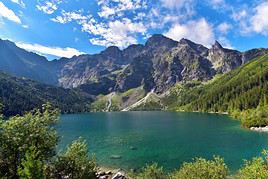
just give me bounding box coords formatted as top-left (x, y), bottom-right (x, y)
top-left (170, 157), bottom-right (228, 179)
top-left (18, 146), bottom-right (45, 179)
top-left (52, 139), bottom-right (96, 179)
top-left (136, 163), bottom-right (166, 179)
top-left (0, 103), bottom-right (59, 178)
top-left (235, 151), bottom-right (268, 179)
top-left (0, 103), bottom-right (96, 178)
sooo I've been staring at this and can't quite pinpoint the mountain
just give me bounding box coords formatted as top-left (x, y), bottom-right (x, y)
top-left (119, 54), bottom-right (268, 128)
top-left (177, 54), bottom-right (268, 113)
top-left (0, 39), bottom-right (61, 85)
top-left (1, 35), bottom-right (268, 99)
top-left (0, 72), bottom-right (92, 116)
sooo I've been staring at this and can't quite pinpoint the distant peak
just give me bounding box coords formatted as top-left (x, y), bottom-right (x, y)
top-left (145, 34), bottom-right (177, 48)
top-left (213, 40), bottom-right (223, 49)
top-left (101, 46), bottom-right (121, 54)
top-left (100, 46), bottom-right (122, 58)
top-left (179, 38), bottom-right (195, 45)
top-left (146, 34), bottom-right (168, 43)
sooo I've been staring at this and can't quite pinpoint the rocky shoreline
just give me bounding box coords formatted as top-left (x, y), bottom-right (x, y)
top-left (96, 167), bottom-right (128, 179)
top-left (250, 126), bottom-right (268, 132)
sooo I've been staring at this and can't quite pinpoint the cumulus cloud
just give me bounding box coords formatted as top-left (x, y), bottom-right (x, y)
top-left (164, 18), bottom-right (215, 47)
top-left (82, 18), bottom-right (147, 48)
top-left (51, 10), bottom-right (90, 24)
top-left (250, 2), bottom-right (268, 35)
top-left (0, 2), bottom-right (21, 24)
top-left (52, 8), bottom-right (147, 49)
top-left (36, 0), bottom-right (62, 14)
top-left (98, 0), bottom-right (146, 18)
top-left (16, 42), bottom-right (85, 58)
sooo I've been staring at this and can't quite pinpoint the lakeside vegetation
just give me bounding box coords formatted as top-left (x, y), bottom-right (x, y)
top-left (0, 104), bottom-right (96, 179)
top-left (1, 104), bottom-right (268, 178)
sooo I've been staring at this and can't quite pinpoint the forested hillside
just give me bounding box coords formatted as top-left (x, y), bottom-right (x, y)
top-left (0, 72), bottom-right (92, 116)
top-left (172, 54), bottom-right (268, 127)
top-left (178, 54), bottom-right (268, 112)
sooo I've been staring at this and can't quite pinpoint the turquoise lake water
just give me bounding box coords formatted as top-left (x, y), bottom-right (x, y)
top-left (57, 112), bottom-right (268, 172)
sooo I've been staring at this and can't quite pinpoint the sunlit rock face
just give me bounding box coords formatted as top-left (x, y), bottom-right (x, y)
top-left (0, 36), bottom-right (268, 95)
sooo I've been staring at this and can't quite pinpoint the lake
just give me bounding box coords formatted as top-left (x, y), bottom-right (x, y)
top-left (57, 112), bottom-right (268, 172)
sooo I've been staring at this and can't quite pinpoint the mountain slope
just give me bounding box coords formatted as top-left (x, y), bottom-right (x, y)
top-left (177, 54), bottom-right (268, 113)
top-left (1, 36), bottom-right (268, 97)
top-left (0, 39), bottom-right (61, 85)
top-left (0, 72), bottom-right (92, 116)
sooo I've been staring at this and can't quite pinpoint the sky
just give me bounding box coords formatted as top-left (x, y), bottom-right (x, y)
top-left (0, 0), bottom-right (268, 60)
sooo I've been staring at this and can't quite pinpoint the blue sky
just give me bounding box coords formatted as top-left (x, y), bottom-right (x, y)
top-left (0, 0), bottom-right (268, 60)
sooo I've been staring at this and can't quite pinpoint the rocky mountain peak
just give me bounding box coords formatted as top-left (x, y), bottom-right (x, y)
top-left (145, 34), bottom-right (178, 50)
top-left (101, 46), bottom-right (122, 58)
top-left (178, 38), bottom-right (208, 55)
top-left (212, 40), bottom-right (223, 50)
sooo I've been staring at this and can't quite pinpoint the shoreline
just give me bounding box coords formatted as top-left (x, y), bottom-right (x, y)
top-left (97, 166), bottom-right (129, 179)
top-left (250, 126), bottom-right (268, 132)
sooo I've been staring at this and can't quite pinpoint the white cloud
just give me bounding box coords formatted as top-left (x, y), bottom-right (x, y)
top-left (52, 9), bottom-right (147, 48)
top-left (164, 18), bottom-right (215, 47)
top-left (51, 10), bottom-right (89, 24)
top-left (98, 0), bottom-right (146, 18)
top-left (16, 42), bottom-right (85, 58)
top-left (217, 22), bottom-right (232, 34)
top-left (0, 2), bottom-right (21, 24)
top-left (82, 18), bottom-right (147, 48)
top-left (36, 0), bottom-right (62, 14)
top-left (232, 9), bottom-right (247, 21)
top-left (10, 0), bottom-right (25, 8)
top-left (250, 2), bottom-right (268, 35)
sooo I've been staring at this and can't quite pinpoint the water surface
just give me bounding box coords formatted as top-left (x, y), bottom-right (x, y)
top-left (57, 112), bottom-right (268, 172)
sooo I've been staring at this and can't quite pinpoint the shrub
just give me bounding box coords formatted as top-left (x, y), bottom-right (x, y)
top-left (170, 157), bottom-right (228, 179)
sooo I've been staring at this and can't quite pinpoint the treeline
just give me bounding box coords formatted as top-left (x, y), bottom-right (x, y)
top-left (171, 54), bottom-right (268, 127)
top-left (1, 104), bottom-right (268, 178)
top-left (0, 72), bottom-right (92, 116)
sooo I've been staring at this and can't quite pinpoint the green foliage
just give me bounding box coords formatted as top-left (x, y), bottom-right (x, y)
top-left (0, 103), bottom-right (96, 178)
top-left (17, 146), bottom-right (45, 179)
top-left (235, 150), bottom-right (268, 179)
top-left (0, 72), bottom-right (92, 116)
top-left (231, 105), bottom-right (268, 128)
top-left (0, 103), bottom-right (59, 178)
top-left (136, 163), bottom-right (166, 179)
top-left (170, 157), bottom-right (228, 179)
top-left (167, 54), bottom-right (268, 127)
top-left (52, 139), bottom-right (96, 179)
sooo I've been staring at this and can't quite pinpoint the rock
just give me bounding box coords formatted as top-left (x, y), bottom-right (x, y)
top-left (98, 171), bottom-right (105, 176)
top-left (250, 126), bottom-right (268, 132)
top-left (130, 146), bottom-right (137, 150)
top-left (110, 155), bottom-right (122, 159)
top-left (112, 172), bottom-right (127, 179)
top-left (106, 170), bottom-right (112, 175)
